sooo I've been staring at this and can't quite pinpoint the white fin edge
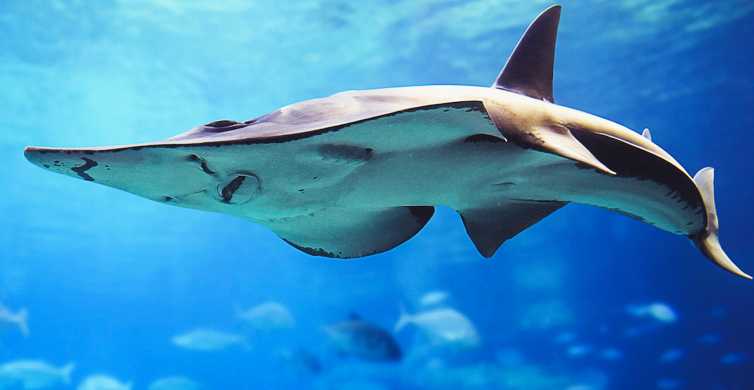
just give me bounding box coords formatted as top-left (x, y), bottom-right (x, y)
top-left (642, 128), bottom-right (652, 141)
top-left (692, 167), bottom-right (751, 280)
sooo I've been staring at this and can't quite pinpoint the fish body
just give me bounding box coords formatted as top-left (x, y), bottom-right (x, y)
top-left (77, 374), bottom-right (131, 390)
top-left (236, 301), bottom-right (295, 330)
top-left (324, 316), bottom-right (401, 362)
top-left (627, 302), bottom-right (678, 323)
top-left (0, 360), bottom-right (74, 389)
top-left (148, 376), bottom-right (202, 390)
top-left (171, 329), bottom-right (247, 351)
top-left (23, 6), bottom-right (749, 279)
top-left (395, 307), bottom-right (479, 347)
top-left (419, 291), bottom-right (449, 307)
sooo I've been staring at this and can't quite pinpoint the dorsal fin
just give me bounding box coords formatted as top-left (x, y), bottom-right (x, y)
top-left (492, 5), bottom-right (561, 102)
top-left (642, 128), bottom-right (652, 141)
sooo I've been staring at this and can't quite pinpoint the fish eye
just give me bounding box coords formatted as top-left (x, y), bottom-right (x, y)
top-left (205, 120), bottom-right (240, 128)
top-left (217, 174), bottom-right (260, 204)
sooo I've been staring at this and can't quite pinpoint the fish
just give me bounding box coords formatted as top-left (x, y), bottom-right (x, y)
top-left (395, 307), bottom-right (479, 347)
top-left (0, 303), bottom-right (29, 336)
top-left (171, 328), bottom-right (247, 351)
top-left (148, 376), bottom-right (201, 390)
top-left (77, 374), bottom-right (131, 390)
top-left (599, 348), bottom-right (623, 361)
top-left (418, 291), bottom-right (449, 307)
top-left (720, 352), bottom-right (748, 365)
top-left (0, 360), bottom-right (74, 389)
top-left (566, 344), bottom-right (592, 358)
top-left (626, 302), bottom-right (678, 323)
top-left (236, 301), bottom-right (295, 330)
top-left (659, 348), bottom-right (684, 363)
top-left (23, 5), bottom-right (749, 279)
top-left (324, 314), bottom-right (401, 362)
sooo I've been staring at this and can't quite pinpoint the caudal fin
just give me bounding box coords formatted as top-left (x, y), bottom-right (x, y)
top-left (60, 363), bottom-right (75, 384)
top-left (692, 168), bottom-right (751, 280)
top-left (15, 308), bottom-right (29, 336)
top-left (394, 305), bottom-right (412, 332)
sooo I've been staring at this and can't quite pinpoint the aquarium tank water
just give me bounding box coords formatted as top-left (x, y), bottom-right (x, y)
top-left (1, 1), bottom-right (753, 389)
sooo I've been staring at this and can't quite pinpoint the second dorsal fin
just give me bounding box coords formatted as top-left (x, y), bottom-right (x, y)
top-left (492, 5), bottom-right (561, 102)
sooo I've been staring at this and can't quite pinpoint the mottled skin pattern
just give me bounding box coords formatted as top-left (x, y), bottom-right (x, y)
top-left (24, 6), bottom-right (749, 279)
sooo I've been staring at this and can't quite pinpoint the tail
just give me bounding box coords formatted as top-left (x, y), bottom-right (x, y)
top-left (60, 363), bottom-right (75, 384)
top-left (15, 308), bottom-right (29, 336)
top-left (691, 168), bottom-right (751, 280)
top-left (394, 304), bottom-right (412, 332)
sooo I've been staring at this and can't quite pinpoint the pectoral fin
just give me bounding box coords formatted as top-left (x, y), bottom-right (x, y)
top-left (270, 206), bottom-right (434, 258)
top-left (459, 200), bottom-right (565, 257)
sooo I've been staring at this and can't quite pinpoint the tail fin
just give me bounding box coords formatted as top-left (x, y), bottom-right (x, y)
top-left (15, 308), bottom-right (29, 337)
top-left (394, 304), bottom-right (412, 332)
top-left (60, 363), bottom-right (75, 384)
top-left (692, 168), bottom-right (751, 280)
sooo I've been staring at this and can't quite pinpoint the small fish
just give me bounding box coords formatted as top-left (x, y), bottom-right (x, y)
top-left (324, 314), bottom-right (401, 362)
top-left (419, 291), bottom-right (449, 307)
top-left (0, 360), bottom-right (74, 389)
top-left (566, 344), bottom-right (592, 358)
top-left (599, 348), bottom-right (623, 361)
top-left (395, 307), bottom-right (479, 347)
top-left (78, 374), bottom-right (131, 390)
top-left (0, 303), bottom-right (29, 336)
top-left (148, 376), bottom-right (202, 390)
top-left (626, 302), bottom-right (677, 323)
top-left (659, 348), bottom-right (684, 364)
top-left (171, 329), bottom-right (247, 351)
top-left (720, 352), bottom-right (748, 365)
top-left (236, 301), bottom-right (295, 330)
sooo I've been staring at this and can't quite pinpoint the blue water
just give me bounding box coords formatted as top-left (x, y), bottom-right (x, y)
top-left (2, 1), bottom-right (753, 389)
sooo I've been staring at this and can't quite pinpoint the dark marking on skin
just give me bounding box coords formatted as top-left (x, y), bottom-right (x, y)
top-left (282, 239), bottom-right (338, 258)
top-left (187, 154), bottom-right (216, 175)
top-left (43, 164), bottom-right (50, 168)
top-left (494, 181), bottom-right (516, 186)
top-left (163, 196), bottom-right (174, 202)
top-left (463, 134), bottom-right (505, 144)
top-left (569, 128), bottom-right (706, 233)
top-left (298, 189), bottom-right (305, 193)
top-left (71, 157), bottom-right (98, 181)
top-left (203, 120), bottom-right (246, 133)
top-left (221, 176), bottom-right (246, 203)
top-left (319, 144), bottom-right (374, 162)
top-left (606, 207), bottom-right (650, 224)
top-left (206, 120), bottom-right (240, 128)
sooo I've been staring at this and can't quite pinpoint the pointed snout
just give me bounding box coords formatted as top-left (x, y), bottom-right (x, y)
top-left (23, 144), bottom-right (217, 204)
top-left (24, 146), bottom-right (104, 182)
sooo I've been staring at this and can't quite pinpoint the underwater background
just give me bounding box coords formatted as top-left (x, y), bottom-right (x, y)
top-left (1, 0), bottom-right (753, 389)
